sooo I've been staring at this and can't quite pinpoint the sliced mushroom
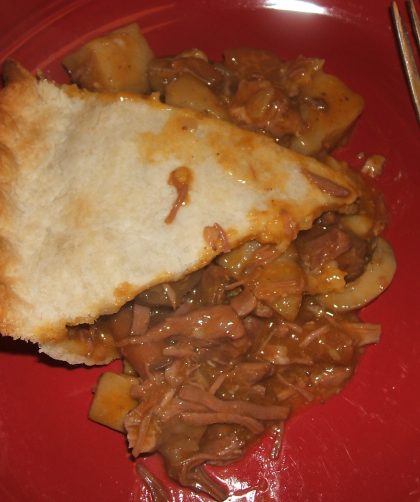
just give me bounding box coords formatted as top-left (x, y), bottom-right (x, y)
top-left (316, 237), bottom-right (396, 311)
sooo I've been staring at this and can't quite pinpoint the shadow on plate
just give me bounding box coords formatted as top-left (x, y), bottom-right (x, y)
top-left (0, 334), bottom-right (82, 369)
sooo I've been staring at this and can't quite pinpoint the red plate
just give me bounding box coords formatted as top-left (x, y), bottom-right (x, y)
top-left (0, 1), bottom-right (419, 501)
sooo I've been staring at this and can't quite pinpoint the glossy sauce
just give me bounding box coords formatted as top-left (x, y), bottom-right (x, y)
top-left (82, 211), bottom-right (381, 500)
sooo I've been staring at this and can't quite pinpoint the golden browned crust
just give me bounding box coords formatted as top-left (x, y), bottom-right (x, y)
top-left (0, 62), bottom-right (32, 341)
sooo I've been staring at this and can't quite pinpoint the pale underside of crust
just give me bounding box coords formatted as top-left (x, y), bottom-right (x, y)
top-left (0, 62), bottom-right (360, 364)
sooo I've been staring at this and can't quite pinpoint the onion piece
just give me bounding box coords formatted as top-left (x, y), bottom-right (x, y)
top-left (316, 237), bottom-right (396, 311)
top-left (182, 411), bottom-right (264, 434)
top-left (270, 422), bottom-right (284, 460)
top-left (340, 322), bottom-right (381, 346)
top-left (136, 463), bottom-right (169, 502)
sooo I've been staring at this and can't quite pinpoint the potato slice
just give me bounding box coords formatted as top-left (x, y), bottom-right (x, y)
top-left (165, 74), bottom-right (228, 119)
top-left (291, 72), bottom-right (364, 155)
top-left (63, 23), bottom-right (154, 93)
top-left (217, 241), bottom-right (262, 278)
top-left (89, 372), bottom-right (138, 432)
top-left (340, 214), bottom-right (374, 238)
